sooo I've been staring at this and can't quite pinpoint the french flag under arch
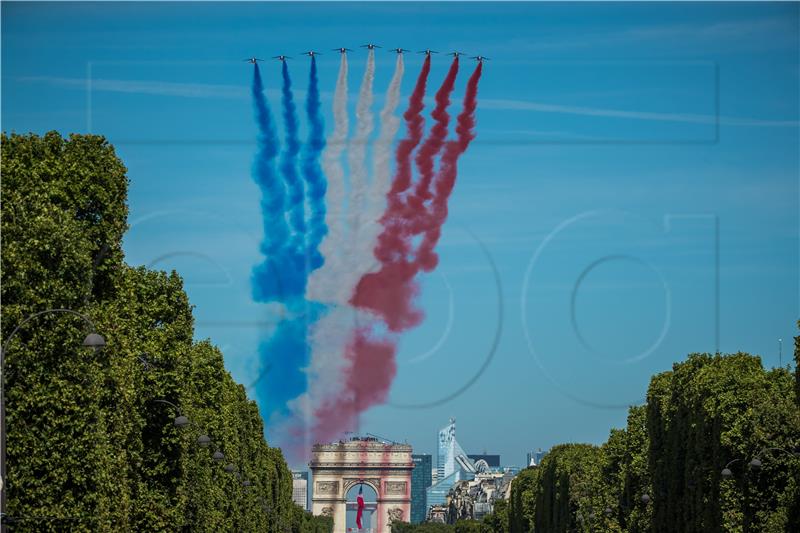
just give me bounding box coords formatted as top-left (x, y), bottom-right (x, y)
top-left (356, 484), bottom-right (365, 530)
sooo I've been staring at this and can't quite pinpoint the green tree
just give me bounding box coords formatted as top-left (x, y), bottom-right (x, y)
top-left (1, 132), bottom-right (301, 531)
top-left (647, 353), bottom-right (799, 532)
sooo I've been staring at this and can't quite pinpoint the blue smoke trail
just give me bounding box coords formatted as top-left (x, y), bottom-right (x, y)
top-left (301, 56), bottom-right (328, 271)
top-left (249, 63), bottom-right (312, 435)
top-left (249, 60), bottom-right (331, 442)
top-left (280, 60), bottom-right (306, 242)
top-left (250, 64), bottom-right (300, 303)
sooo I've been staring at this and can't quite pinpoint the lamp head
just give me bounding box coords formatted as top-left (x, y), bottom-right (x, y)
top-left (83, 332), bottom-right (106, 349)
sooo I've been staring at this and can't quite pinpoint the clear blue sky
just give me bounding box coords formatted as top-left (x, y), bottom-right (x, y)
top-left (3, 2), bottom-right (798, 468)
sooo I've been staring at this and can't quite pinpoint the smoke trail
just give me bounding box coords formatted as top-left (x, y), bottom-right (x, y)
top-left (247, 63), bottom-right (310, 443)
top-left (353, 59), bottom-right (462, 331)
top-left (250, 64), bottom-right (295, 303)
top-left (279, 60), bottom-right (305, 245)
top-left (307, 57), bottom-right (435, 443)
top-left (315, 62), bottom-right (483, 440)
top-left (405, 57), bottom-right (460, 224)
top-left (309, 53), bottom-right (349, 302)
top-left (353, 62), bottom-right (482, 332)
top-left (303, 55), bottom-right (410, 440)
top-left (301, 55), bottom-right (328, 271)
top-left (339, 49), bottom-right (376, 302)
top-left (412, 62), bottom-right (484, 275)
top-left (355, 53), bottom-right (405, 273)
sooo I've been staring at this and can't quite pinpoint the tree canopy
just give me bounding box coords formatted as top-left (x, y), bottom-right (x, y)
top-left (1, 132), bottom-right (329, 532)
top-left (506, 352), bottom-right (799, 533)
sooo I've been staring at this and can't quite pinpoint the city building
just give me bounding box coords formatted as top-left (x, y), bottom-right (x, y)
top-left (446, 470), bottom-right (518, 523)
top-left (526, 448), bottom-right (546, 467)
top-left (292, 471), bottom-right (309, 510)
top-left (411, 454), bottom-right (432, 524)
top-left (467, 454), bottom-right (500, 468)
top-left (426, 418), bottom-right (476, 510)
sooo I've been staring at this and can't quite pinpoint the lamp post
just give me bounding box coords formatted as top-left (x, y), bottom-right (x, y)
top-left (151, 399), bottom-right (190, 428)
top-left (0, 308), bottom-right (105, 528)
top-left (721, 447), bottom-right (799, 478)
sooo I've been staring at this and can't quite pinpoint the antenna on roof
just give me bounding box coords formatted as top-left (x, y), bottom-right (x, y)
top-left (366, 432), bottom-right (399, 445)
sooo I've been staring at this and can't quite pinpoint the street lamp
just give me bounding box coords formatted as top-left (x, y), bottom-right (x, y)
top-left (224, 464), bottom-right (236, 474)
top-left (0, 308), bottom-right (105, 532)
top-left (722, 447), bottom-right (799, 478)
top-left (197, 435), bottom-right (211, 448)
top-left (641, 494), bottom-right (651, 505)
top-left (212, 451), bottom-right (225, 463)
top-left (151, 399), bottom-right (190, 428)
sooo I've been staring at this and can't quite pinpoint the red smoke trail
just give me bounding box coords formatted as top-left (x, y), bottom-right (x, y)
top-left (405, 57), bottom-right (460, 220)
top-left (374, 55), bottom-right (432, 263)
top-left (413, 61), bottom-right (483, 271)
top-left (356, 58), bottom-right (462, 332)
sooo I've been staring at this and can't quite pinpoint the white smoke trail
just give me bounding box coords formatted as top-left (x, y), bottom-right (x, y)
top-left (338, 48), bottom-right (376, 303)
top-left (355, 53), bottom-right (405, 276)
top-left (300, 54), bottom-right (406, 441)
top-left (308, 53), bottom-right (349, 303)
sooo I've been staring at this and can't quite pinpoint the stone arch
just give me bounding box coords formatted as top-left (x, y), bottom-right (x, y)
top-left (343, 478), bottom-right (380, 498)
top-left (310, 439), bottom-right (413, 533)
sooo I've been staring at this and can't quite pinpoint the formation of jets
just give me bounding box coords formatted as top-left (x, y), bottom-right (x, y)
top-left (244, 46), bottom-right (488, 62)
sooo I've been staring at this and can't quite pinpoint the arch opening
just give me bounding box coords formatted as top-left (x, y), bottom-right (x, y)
top-left (345, 482), bottom-right (378, 532)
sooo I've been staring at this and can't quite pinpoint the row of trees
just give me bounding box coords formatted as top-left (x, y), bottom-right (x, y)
top-left (1, 132), bottom-right (331, 532)
top-left (508, 348), bottom-right (800, 532)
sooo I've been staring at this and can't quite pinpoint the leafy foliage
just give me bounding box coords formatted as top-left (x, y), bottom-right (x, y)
top-left (1, 132), bottom-right (318, 531)
top-left (506, 352), bottom-right (799, 532)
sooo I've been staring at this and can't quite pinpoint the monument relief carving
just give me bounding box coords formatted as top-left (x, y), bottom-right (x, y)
top-left (388, 507), bottom-right (404, 523)
top-left (384, 481), bottom-right (407, 495)
top-left (316, 481), bottom-right (339, 495)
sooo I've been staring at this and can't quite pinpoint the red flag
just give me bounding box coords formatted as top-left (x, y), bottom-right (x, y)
top-left (356, 485), bottom-right (365, 529)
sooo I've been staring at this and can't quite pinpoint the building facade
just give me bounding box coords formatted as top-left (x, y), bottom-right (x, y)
top-left (427, 419), bottom-right (476, 511)
top-left (309, 437), bottom-right (414, 533)
top-left (410, 454), bottom-right (432, 524)
top-left (292, 471), bottom-right (309, 510)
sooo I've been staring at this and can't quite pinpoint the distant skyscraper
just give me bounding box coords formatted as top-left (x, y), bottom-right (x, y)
top-left (411, 454), bottom-right (432, 524)
top-left (292, 471), bottom-right (308, 510)
top-left (437, 418), bottom-right (471, 479)
top-left (428, 418), bottom-right (476, 510)
top-left (526, 448), bottom-right (546, 467)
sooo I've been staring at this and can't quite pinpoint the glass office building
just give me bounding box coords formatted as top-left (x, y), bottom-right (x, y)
top-left (411, 454), bottom-right (432, 523)
top-left (427, 418), bottom-right (476, 512)
top-left (291, 471), bottom-right (308, 510)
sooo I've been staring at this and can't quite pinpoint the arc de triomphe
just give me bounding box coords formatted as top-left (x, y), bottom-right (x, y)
top-left (310, 438), bottom-right (413, 532)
